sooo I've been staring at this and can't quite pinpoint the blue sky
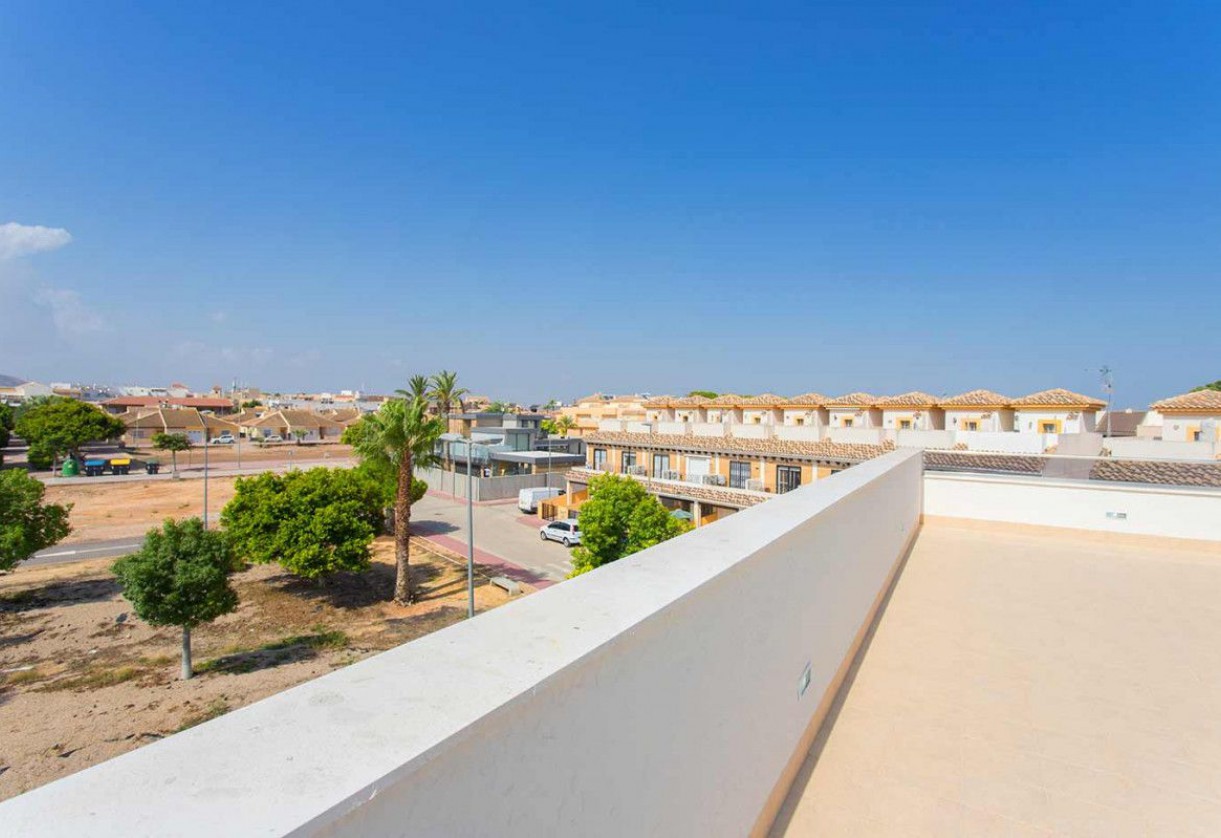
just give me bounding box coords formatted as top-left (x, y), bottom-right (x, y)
top-left (1, 2), bottom-right (1217, 406)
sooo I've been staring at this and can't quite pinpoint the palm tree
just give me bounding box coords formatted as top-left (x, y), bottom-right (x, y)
top-left (349, 395), bottom-right (444, 604)
top-left (429, 370), bottom-right (468, 420)
top-left (398, 374), bottom-right (431, 407)
top-left (554, 414), bottom-right (577, 437)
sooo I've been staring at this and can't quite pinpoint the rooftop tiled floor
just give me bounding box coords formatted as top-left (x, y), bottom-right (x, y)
top-left (771, 521), bottom-right (1221, 836)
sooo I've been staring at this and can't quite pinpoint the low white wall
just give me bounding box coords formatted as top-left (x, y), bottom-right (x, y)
top-left (1, 452), bottom-right (926, 837)
top-left (955, 431), bottom-right (1045, 453)
top-left (774, 425), bottom-right (822, 442)
top-left (924, 471), bottom-right (1221, 541)
top-left (625, 421), bottom-right (653, 434)
top-left (895, 429), bottom-right (954, 449)
top-left (691, 422), bottom-right (726, 437)
top-left (1106, 438), bottom-right (1219, 461)
top-left (731, 423), bottom-right (769, 440)
top-left (656, 421), bottom-right (687, 435)
top-left (825, 427), bottom-right (885, 445)
top-left (597, 419), bottom-right (625, 432)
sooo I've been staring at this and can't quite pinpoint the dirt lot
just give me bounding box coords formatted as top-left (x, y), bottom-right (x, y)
top-left (126, 442), bottom-right (353, 471)
top-left (0, 537), bottom-right (521, 801)
top-left (45, 477), bottom-right (243, 543)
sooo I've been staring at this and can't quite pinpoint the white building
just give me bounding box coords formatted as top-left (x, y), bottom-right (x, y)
top-left (778, 393), bottom-right (829, 429)
top-left (825, 393), bottom-right (882, 429)
top-left (1009, 388), bottom-right (1103, 435)
top-left (876, 391), bottom-right (944, 431)
top-left (939, 389), bottom-right (1015, 432)
top-left (1150, 390), bottom-right (1221, 442)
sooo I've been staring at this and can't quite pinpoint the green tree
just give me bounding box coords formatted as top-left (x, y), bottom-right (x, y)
top-left (221, 467), bottom-right (386, 581)
top-left (14, 397), bottom-right (126, 468)
top-left (488, 400), bottom-right (512, 414)
top-left (112, 518), bottom-right (238, 680)
top-left (400, 374), bottom-right (432, 405)
top-left (292, 427), bottom-right (309, 445)
top-left (569, 473), bottom-right (691, 576)
top-left (1191, 381), bottom-right (1221, 393)
top-left (151, 431), bottom-right (191, 476)
top-left (429, 370), bottom-right (469, 418)
top-left (240, 399), bottom-right (263, 409)
top-left (347, 395), bottom-right (445, 603)
top-left (342, 419), bottom-right (427, 508)
top-left (0, 470), bottom-right (72, 571)
top-left (687, 390), bottom-right (718, 399)
top-left (0, 403), bottom-right (13, 460)
top-left (553, 414), bottom-right (577, 437)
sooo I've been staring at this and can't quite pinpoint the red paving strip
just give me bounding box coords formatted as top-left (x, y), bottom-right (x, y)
top-left (413, 529), bottom-right (557, 590)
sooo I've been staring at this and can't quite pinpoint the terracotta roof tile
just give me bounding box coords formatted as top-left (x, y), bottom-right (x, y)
top-left (827, 392), bottom-right (881, 407)
top-left (1010, 388), bottom-right (1105, 409)
top-left (939, 389), bottom-right (1012, 407)
top-left (1150, 390), bottom-right (1221, 412)
top-left (780, 392), bottom-right (830, 406)
top-left (585, 431), bottom-right (894, 463)
top-left (876, 391), bottom-right (939, 408)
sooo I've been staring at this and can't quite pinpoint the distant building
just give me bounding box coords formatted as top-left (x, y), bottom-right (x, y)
top-left (1009, 388), bottom-right (1104, 435)
top-left (1150, 390), bottom-right (1221, 442)
top-left (558, 393), bottom-right (648, 437)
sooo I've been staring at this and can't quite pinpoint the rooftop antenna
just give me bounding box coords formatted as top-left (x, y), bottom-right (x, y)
top-left (1091, 366), bottom-right (1114, 437)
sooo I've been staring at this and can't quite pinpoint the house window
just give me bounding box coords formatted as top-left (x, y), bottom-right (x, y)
top-left (621, 451), bottom-right (637, 473)
top-left (1193, 430), bottom-right (1203, 441)
top-left (776, 465), bottom-right (802, 494)
top-left (1041, 422), bottom-right (1057, 434)
top-left (899, 419), bottom-right (913, 430)
top-left (752, 416), bottom-right (761, 424)
top-left (842, 418), bottom-right (853, 428)
top-left (652, 454), bottom-right (670, 476)
top-left (729, 461), bottom-right (751, 489)
top-left (964, 420), bottom-right (980, 432)
top-left (795, 416), bottom-right (804, 426)
top-left (593, 448), bottom-right (607, 470)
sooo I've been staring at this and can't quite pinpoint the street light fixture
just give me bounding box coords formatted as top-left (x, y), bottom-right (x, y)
top-left (465, 436), bottom-right (475, 619)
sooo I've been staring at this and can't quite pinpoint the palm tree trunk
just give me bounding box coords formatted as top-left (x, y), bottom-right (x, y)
top-left (394, 449), bottom-right (414, 604)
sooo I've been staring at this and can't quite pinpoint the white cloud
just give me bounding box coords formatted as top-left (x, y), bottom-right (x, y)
top-left (33, 286), bottom-right (104, 337)
top-left (210, 310), bottom-right (228, 323)
top-left (0, 222), bottom-right (73, 260)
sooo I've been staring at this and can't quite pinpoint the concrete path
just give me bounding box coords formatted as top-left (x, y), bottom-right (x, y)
top-left (411, 493), bottom-right (574, 584)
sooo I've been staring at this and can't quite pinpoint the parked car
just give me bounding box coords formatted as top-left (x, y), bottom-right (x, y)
top-left (262, 434), bottom-right (283, 443)
top-left (210, 434), bottom-right (235, 445)
top-left (539, 519), bottom-right (581, 547)
top-left (518, 486), bottom-right (565, 513)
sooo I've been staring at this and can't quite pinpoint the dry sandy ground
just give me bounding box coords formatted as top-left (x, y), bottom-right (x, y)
top-left (126, 442), bottom-right (354, 470)
top-left (45, 477), bottom-right (242, 543)
top-left (0, 537), bottom-right (520, 801)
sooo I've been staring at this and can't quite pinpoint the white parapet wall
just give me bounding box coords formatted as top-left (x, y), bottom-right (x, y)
top-left (825, 427), bottom-right (886, 445)
top-left (954, 431), bottom-right (1047, 453)
top-left (0, 451), bottom-right (925, 837)
top-left (1105, 437), bottom-right (1220, 461)
top-left (895, 429), bottom-right (954, 449)
top-left (924, 471), bottom-right (1221, 542)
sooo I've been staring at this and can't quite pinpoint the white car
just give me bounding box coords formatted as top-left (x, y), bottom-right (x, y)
top-left (209, 435), bottom-right (235, 445)
top-left (539, 520), bottom-right (581, 547)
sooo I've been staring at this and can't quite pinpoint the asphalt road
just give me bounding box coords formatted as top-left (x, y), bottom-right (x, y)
top-left (25, 496), bottom-right (572, 581)
top-left (27, 537), bottom-right (144, 566)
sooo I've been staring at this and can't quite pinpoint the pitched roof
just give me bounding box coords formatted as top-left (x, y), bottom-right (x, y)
top-left (737, 393), bottom-right (785, 406)
top-left (1010, 388), bottom-right (1105, 409)
top-left (939, 389), bottom-right (1012, 407)
top-left (643, 395), bottom-right (675, 408)
top-left (826, 392), bottom-right (881, 407)
top-left (585, 431), bottom-right (894, 463)
top-left (780, 392), bottom-right (830, 407)
top-left (103, 396), bottom-right (233, 410)
top-left (671, 395), bottom-right (713, 407)
top-left (876, 391), bottom-right (939, 408)
top-left (706, 394), bottom-right (742, 406)
top-left (122, 408), bottom-right (206, 431)
top-left (247, 409), bottom-right (345, 430)
top-left (1150, 390), bottom-right (1221, 412)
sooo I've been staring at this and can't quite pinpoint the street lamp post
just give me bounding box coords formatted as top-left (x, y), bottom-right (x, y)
top-left (466, 437), bottom-right (475, 619)
top-left (202, 437), bottom-right (209, 530)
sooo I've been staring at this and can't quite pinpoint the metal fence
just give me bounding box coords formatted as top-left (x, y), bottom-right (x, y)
top-left (416, 466), bottom-right (566, 502)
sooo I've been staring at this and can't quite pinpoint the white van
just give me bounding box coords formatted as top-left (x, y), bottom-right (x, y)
top-left (518, 486), bottom-right (564, 513)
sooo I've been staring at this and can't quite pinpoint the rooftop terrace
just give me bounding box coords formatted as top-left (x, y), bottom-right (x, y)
top-left (773, 520), bottom-right (1221, 835)
top-left (3, 450), bottom-right (1220, 835)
